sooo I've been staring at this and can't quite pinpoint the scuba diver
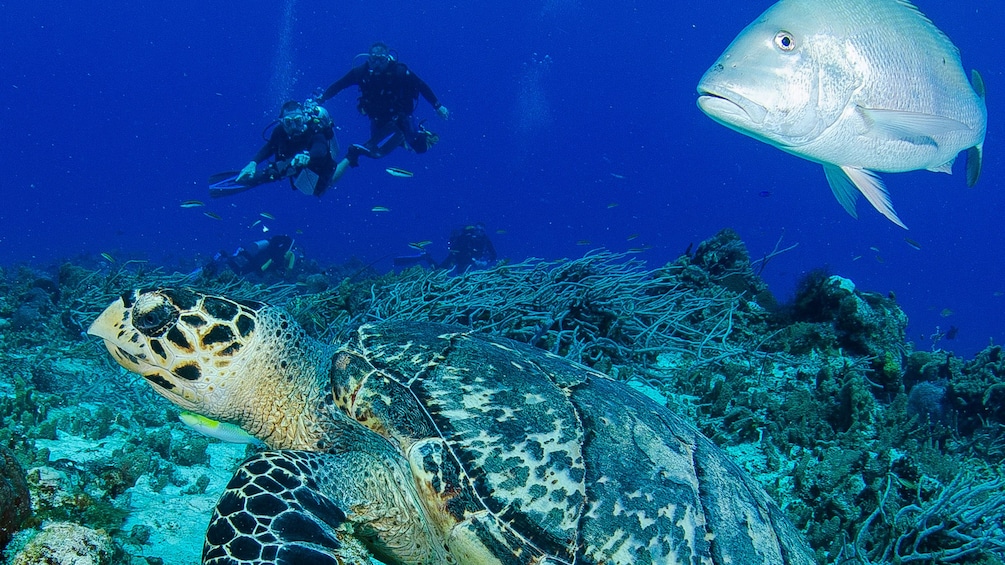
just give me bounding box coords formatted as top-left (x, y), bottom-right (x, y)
top-left (209, 99), bottom-right (338, 198)
top-left (202, 235), bottom-right (299, 280)
top-left (394, 224), bottom-right (497, 274)
top-left (316, 42), bottom-right (450, 183)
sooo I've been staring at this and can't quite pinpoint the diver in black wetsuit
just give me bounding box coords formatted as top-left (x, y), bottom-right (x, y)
top-left (204, 235), bottom-right (297, 278)
top-left (440, 224), bottom-right (497, 273)
top-left (317, 42), bottom-right (450, 182)
top-left (394, 224), bottom-right (498, 274)
top-left (211, 100), bottom-right (338, 198)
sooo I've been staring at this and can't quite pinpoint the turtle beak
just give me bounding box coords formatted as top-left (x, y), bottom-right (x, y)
top-left (88, 293), bottom-right (130, 347)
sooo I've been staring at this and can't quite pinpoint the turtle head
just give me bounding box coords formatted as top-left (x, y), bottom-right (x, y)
top-left (90, 288), bottom-right (334, 449)
top-left (89, 288), bottom-right (262, 413)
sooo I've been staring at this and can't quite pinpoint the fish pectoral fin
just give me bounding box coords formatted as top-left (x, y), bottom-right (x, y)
top-left (823, 164), bottom-right (860, 219)
top-left (824, 165), bottom-right (907, 229)
top-left (858, 107), bottom-right (970, 145)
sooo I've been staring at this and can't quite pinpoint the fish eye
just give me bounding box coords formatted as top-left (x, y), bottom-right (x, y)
top-left (774, 31), bottom-right (795, 51)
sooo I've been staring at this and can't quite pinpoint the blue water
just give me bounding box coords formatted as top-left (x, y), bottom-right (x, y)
top-left (1, 0), bottom-right (1001, 357)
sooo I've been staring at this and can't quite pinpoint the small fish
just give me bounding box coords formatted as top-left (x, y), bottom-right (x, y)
top-left (758, 190), bottom-right (772, 198)
top-left (606, 202), bottom-right (619, 209)
top-left (610, 172), bottom-right (625, 179)
top-left (869, 246), bottom-right (881, 253)
top-left (697, 0), bottom-right (986, 229)
top-left (371, 206), bottom-right (391, 213)
top-left (628, 245), bottom-right (652, 253)
top-left (203, 211), bottom-right (222, 220)
top-left (851, 255), bottom-right (863, 261)
top-left (385, 167), bottom-right (414, 178)
top-left (260, 212), bottom-right (275, 220)
top-left (100, 252), bottom-right (115, 263)
top-left (626, 233), bottom-right (640, 241)
top-left (178, 411), bottom-right (264, 446)
top-left (941, 308), bottom-right (954, 318)
top-left (250, 219), bottom-right (261, 228)
top-left (576, 240), bottom-right (591, 246)
top-left (495, 229), bottom-right (507, 235)
top-left (904, 237), bottom-right (922, 251)
top-left (875, 255), bottom-right (884, 263)
top-left (408, 240), bottom-right (432, 250)
top-left (180, 200), bottom-right (205, 208)
top-left (993, 291), bottom-right (1003, 297)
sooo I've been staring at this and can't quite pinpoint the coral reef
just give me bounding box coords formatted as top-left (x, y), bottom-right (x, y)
top-left (0, 229), bottom-right (1003, 564)
top-left (7, 522), bottom-right (116, 565)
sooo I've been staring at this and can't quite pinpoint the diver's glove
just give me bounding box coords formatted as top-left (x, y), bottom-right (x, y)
top-left (291, 152), bottom-right (310, 168)
top-left (436, 105), bottom-right (450, 120)
top-left (237, 161), bottom-right (257, 182)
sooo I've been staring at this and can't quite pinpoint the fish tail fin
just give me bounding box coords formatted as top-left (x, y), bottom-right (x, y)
top-left (825, 165), bottom-right (907, 229)
top-left (966, 143), bottom-right (983, 187)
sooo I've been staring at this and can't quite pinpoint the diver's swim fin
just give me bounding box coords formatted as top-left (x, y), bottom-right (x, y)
top-left (209, 171), bottom-right (241, 185)
top-left (208, 172), bottom-right (256, 198)
top-left (393, 252), bottom-right (435, 268)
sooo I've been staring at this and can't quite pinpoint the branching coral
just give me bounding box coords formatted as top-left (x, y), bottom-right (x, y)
top-left (285, 250), bottom-right (769, 376)
top-left (844, 472), bottom-right (1005, 563)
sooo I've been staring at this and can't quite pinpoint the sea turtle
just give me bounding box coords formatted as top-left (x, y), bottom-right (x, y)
top-left (89, 288), bottom-right (815, 565)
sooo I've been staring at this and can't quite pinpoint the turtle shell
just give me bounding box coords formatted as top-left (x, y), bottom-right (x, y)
top-left (330, 321), bottom-right (814, 564)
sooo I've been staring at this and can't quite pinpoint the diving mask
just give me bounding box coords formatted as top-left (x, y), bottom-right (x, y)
top-left (368, 48), bottom-right (392, 71)
top-left (281, 112), bottom-right (307, 135)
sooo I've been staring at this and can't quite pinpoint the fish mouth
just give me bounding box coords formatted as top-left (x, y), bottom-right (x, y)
top-left (696, 87), bottom-right (768, 126)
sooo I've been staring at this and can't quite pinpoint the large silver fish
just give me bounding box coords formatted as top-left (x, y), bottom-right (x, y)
top-left (697, 0), bottom-right (987, 228)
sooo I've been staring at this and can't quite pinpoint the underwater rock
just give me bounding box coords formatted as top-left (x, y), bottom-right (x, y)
top-left (57, 262), bottom-right (92, 290)
top-left (688, 228), bottom-right (773, 302)
top-left (0, 445), bottom-right (31, 550)
top-left (948, 345), bottom-right (1005, 434)
top-left (303, 273), bottom-right (330, 294)
top-left (26, 465), bottom-right (75, 515)
top-left (8, 522), bottom-right (115, 565)
top-left (10, 304), bottom-right (44, 332)
top-left (789, 273), bottom-right (907, 387)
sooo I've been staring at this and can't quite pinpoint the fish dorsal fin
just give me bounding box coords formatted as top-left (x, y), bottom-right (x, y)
top-left (859, 107), bottom-right (970, 146)
top-left (823, 164), bottom-right (907, 229)
top-left (893, 0), bottom-right (961, 58)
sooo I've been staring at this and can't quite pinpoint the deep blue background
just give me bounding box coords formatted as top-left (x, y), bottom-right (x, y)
top-left (1, 0), bottom-right (1001, 356)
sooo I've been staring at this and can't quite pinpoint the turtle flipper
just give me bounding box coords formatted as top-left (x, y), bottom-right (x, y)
top-left (203, 449), bottom-right (446, 565)
top-left (203, 451), bottom-right (372, 565)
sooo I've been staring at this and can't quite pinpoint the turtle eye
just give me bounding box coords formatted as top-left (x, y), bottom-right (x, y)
top-left (774, 31), bottom-right (795, 51)
top-left (133, 299), bottom-right (178, 337)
